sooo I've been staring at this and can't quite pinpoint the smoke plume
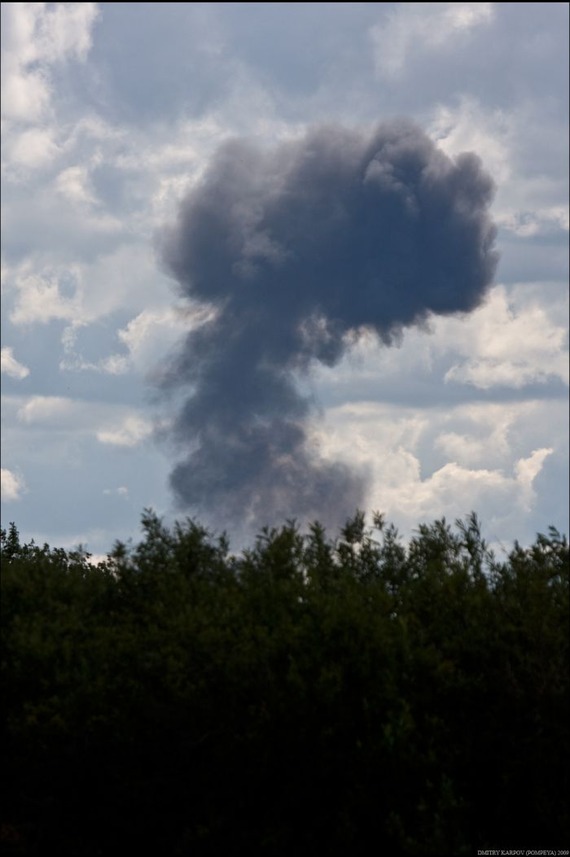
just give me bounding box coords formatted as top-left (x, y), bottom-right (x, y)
top-left (159, 120), bottom-right (498, 534)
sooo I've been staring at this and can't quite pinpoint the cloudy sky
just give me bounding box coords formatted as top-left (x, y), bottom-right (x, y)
top-left (1, 2), bottom-right (568, 556)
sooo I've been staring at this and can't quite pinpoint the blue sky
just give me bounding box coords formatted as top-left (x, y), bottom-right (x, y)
top-left (1, 2), bottom-right (568, 556)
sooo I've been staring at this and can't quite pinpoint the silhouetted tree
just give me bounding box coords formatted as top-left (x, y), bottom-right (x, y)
top-left (1, 512), bottom-right (568, 855)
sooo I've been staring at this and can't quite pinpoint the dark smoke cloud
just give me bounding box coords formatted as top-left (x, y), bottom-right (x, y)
top-left (159, 120), bottom-right (498, 534)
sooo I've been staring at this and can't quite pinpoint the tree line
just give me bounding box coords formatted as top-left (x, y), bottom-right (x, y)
top-left (1, 510), bottom-right (568, 855)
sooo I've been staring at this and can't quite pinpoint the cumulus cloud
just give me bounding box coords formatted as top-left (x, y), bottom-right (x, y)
top-left (9, 266), bottom-right (83, 326)
top-left (96, 415), bottom-right (153, 447)
top-left (1, 347), bottom-right (30, 380)
top-left (102, 306), bottom-right (212, 376)
top-left (442, 285), bottom-right (569, 389)
top-left (319, 400), bottom-right (556, 540)
top-left (395, 451), bottom-right (551, 523)
top-left (14, 395), bottom-right (155, 448)
top-left (55, 165), bottom-right (98, 206)
top-left (13, 396), bottom-right (154, 449)
top-left (3, 126), bottom-right (62, 170)
top-left (497, 207), bottom-right (569, 238)
top-left (434, 404), bottom-right (520, 468)
top-left (318, 281), bottom-right (568, 401)
top-left (428, 97), bottom-right (569, 239)
top-left (6, 249), bottom-right (141, 336)
top-left (17, 395), bottom-right (75, 425)
top-left (1, 468), bottom-right (26, 502)
top-left (1, 2), bottom-right (99, 122)
top-left (56, 306), bottom-right (210, 377)
top-left (429, 98), bottom-right (513, 186)
top-left (514, 447), bottom-right (553, 512)
top-left (1, 2), bottom-right (100, 184)
top-left (371, 3), bottom-right (494, 78)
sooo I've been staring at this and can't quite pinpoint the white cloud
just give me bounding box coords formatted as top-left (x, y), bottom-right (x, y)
top-left (427, 97), bottom-right (569, 236)
top-left (114, 308), bottom-right (190, 372)
top-left (55, 165), bottom-right (97, 206)
top-left (1, 2), bottom-right (99, 122)
top-left (97, 354), bottom-right (130, 376)
top-left (97, 416), bottom-right (153, 447)
top-left (371, 3), bottom-right (494, 78)
top-left (13, 396), bottom-right (158, 449)
top-left (428, 97), bottom-right (513, 186)
top-left (386, 458), bottom-right (509, 520)
top-left (34, 2), bottom-right (99, 64)
top-left (434, 405), bottom-right (517, 468)
top-left (3, 126), bottom-right (62, 170)
top-left (9, 265), bottom-right (82, 326)
top-left (62, 304), bottom-right (215, 377)
top-left (116, 305), bottom-right (215, 370)
top-left (390, 450), bottom-right (550, 524)
top-left (1, 3), bottom-right (100, 182)
top-left (103, 485), bottom-right (129, 497)
top-left (1, 4), bottom-right (52, 122)
top-left (316, 397), bottom-right (562, 543)
top-left (514, 447), bottom-right (552, 488)
top-left (1, 347), bottom-right (30, 380)
top-left (311, 282), bottom-right (568, 407)
top-left (7, 250), bottom-right (144, 334)
top-left (442, 285), bottom-right (569, 389)
top-left (497, 206), bottom-right (569, 238)
top-left (17, 395), bottom-right (75, 426)
top-left (67, 245), bottom-right (164, 323)
top-left (1, 468), bottom-right (26, 502)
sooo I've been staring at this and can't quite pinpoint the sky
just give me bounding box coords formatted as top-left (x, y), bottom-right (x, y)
top-left (1, 2), bottom-right (568, 557)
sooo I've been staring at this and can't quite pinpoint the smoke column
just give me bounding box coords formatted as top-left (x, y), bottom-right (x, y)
top-left (159, 120), bottom-right (498, 534)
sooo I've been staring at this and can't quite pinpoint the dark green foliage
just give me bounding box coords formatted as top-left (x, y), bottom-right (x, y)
top-left (1, 512), bottom-right (568, 855)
